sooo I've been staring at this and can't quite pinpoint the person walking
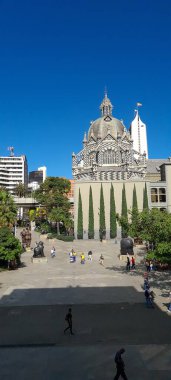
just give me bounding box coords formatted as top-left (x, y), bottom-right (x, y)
top-left (64, 307), bottom-right (74, 335)
top-left (114, 348), bottom-right (128, 379)
top-left (126, 257), bottom-right (130, 271)
top-left (99, 254), bottom-right (104, 266)
top-left (144, 288), bottom-right (154, 308)
top-left (131, 256), bottom-right (135, 269)
top-left (168, 291), bottom-right (171, 312)
top-left (88, 250), bottom-right (92, 261)
top-left (80, 253), bottom-right (85, 264)
top-left (51, 247), bottom-right (56, 258)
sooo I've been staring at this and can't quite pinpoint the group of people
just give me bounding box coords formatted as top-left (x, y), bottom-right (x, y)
top-left (145, 260), bottom-right (154, 272)
top-left (68, 249), bottom-right (105, 265)
top-left (126, 256), bottom-right (135, 271)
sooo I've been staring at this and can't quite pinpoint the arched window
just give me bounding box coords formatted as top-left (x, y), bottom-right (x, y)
top-left (89, 156), bottom-right (94, 166)
top-left (103, 150), bottom-right (115, 164)
top-left (121, 152), bottom-right (125, 163)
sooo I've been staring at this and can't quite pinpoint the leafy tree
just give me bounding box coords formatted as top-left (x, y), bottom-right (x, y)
top-left (138, 209), bottom-right (171, 244)
top-left (88, 186), bottom-right (94, 239)
top-left (77, 188), bottom-right (83, 239)
top-left (99, 184), bottom-right (106, 240)
top-left (121, 184), bottom-right (128, 237)
top-left (0, 227), bottom-right (22, 262)
top-left (0, 189), bottom-right (17, 227)
top-left (14, 183), bottom-right (26, 198)
top-left (35, 207), bottom-right (47, 221)
top-left (29, 209), bottom-right (36, 222)
top-left (34, 177), bottom-right (71, 211)
top-left (150, 242), bottom-right (171, 263)
top-left (110, 184), bottom-right (117, 238)
top-left (143, 182), bottom-right (149, 210)
top-left (34, 177), bottom-right (71, 232)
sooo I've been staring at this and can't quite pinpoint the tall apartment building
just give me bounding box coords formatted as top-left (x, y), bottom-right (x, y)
top-left (0, 155), bottom-right (28, 193)
top-left (28, 166), bottom-right (47, 191)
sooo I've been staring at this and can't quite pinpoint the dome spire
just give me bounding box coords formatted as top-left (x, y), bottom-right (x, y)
top-left (100, 90), bottom-right (113, 116)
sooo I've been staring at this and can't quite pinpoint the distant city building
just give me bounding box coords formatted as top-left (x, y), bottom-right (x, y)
top-left (72, 92), bottom-right (171, 239)
top-left (0, 154), bottom-right (28, 193)
top-left (28, 166), bottom-right (47, 191)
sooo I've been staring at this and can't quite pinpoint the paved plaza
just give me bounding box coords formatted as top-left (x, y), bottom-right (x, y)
top-left (0, 230), bottom-right (171, 379)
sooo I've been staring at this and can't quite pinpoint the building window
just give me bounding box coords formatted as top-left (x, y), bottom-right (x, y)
top-left (159, 188), bottom-right (166, 202)
top-left (151, 187), bottom-right (166, 203)
top-left (151, 188), bottom-right (158, 203)
top-left (103, 150), bottom-right (115, 164)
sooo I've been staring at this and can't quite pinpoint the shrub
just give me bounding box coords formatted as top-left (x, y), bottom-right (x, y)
top-left (0, 227), bottom-right (22, 265)
top-left (56, 235), bottom-right (74, 242)
top-left (47, 233), bottom-right (57, 239)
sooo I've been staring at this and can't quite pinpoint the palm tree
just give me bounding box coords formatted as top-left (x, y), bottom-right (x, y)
top-left (14, 182), bottom-right (26, 198)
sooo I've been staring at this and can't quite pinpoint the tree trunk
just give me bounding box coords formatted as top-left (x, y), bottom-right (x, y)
top-left (57, 221), bottom-right (60, 235)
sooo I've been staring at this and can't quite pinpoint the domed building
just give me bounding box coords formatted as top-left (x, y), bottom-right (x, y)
top-left (72, 93), bottom-right (170, 239)
top-left (72, 93), bottom-right (147, 181)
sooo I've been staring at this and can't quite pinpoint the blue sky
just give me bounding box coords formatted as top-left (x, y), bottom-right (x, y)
top-left (0, 0), bottom-right (171, 177)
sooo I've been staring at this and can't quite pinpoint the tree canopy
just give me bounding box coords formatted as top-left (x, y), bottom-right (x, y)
top-left (0, 227), bottom-right (22, 262)
top-left (0, 189), bottom-right (17, 227)
top-left (34, 177), bottom-right (72, 231)
top-left (118, 207), bottom-right (171, 263)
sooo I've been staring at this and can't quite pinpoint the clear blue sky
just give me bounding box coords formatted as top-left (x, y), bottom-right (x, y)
top-left (0, 0), bottom-right (171, 178)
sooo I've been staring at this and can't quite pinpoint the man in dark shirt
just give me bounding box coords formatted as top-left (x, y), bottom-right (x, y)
top-left (64, 307), bottom-right (74, 335)
top-left (114, 348), bottom-right (128, 379)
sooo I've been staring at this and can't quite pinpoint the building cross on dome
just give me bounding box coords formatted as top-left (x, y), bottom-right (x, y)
top-left (100, 90), bottom-right (113, 117)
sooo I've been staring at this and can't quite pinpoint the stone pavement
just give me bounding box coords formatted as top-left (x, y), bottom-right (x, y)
top-left (0, 229), bottom-right (171, 379)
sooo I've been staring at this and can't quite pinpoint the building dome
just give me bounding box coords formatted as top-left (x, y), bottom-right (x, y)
top-left (88, 92), bottom-right (125, 141)
top-left (88, 115), bottom-right (125, 141)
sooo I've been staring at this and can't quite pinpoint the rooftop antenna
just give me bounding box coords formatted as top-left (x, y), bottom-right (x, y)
top-left (8, 146), bottom-right (14, 157)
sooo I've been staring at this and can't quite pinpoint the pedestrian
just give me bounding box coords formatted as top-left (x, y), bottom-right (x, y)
top-left (51, 247), bottom-right (56, 258)
top-left (150, 261), bottom-right (153, 271)
top-left (144, 288), bottom-right (154, 308)
top-left (88, 250), bottom-right (92, 261)
top-left (99, 254), bottom-right (104, 265)
top-left (168, 291), bottom-right (171, 312)
top-left (131, 256), bottom-right (135, 269)
top-left (80, 253), bottom-right (85, 264)
top-left (144, 278), bottom-right (150, 290)
top-left (126, 256), bottom-right (130, 271)
top-left (114, 348), bottom-right (128, 380)
top-left (64, 307), bottom-right (74, 335)
top-left (145, 260), bottom-right (150, 272)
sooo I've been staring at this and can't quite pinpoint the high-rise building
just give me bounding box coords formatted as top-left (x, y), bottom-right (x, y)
top-left (130, 110), bottom-right (148, 159)
top-left (28, 166), bottom-right (47, 190)
top-left (0, 154), bottom-right (28, 193)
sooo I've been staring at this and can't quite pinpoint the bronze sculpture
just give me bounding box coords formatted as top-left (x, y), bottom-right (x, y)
top-left (33, 241), bottom-right (45, 258)
top-left (120, 237), bottom-right (134, 255)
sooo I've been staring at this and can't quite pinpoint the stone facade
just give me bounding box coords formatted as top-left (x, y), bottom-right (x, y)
top-left (72, 94), bottom-right (146, 181)
top-left (72, 93), bottom-right (171, 239)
